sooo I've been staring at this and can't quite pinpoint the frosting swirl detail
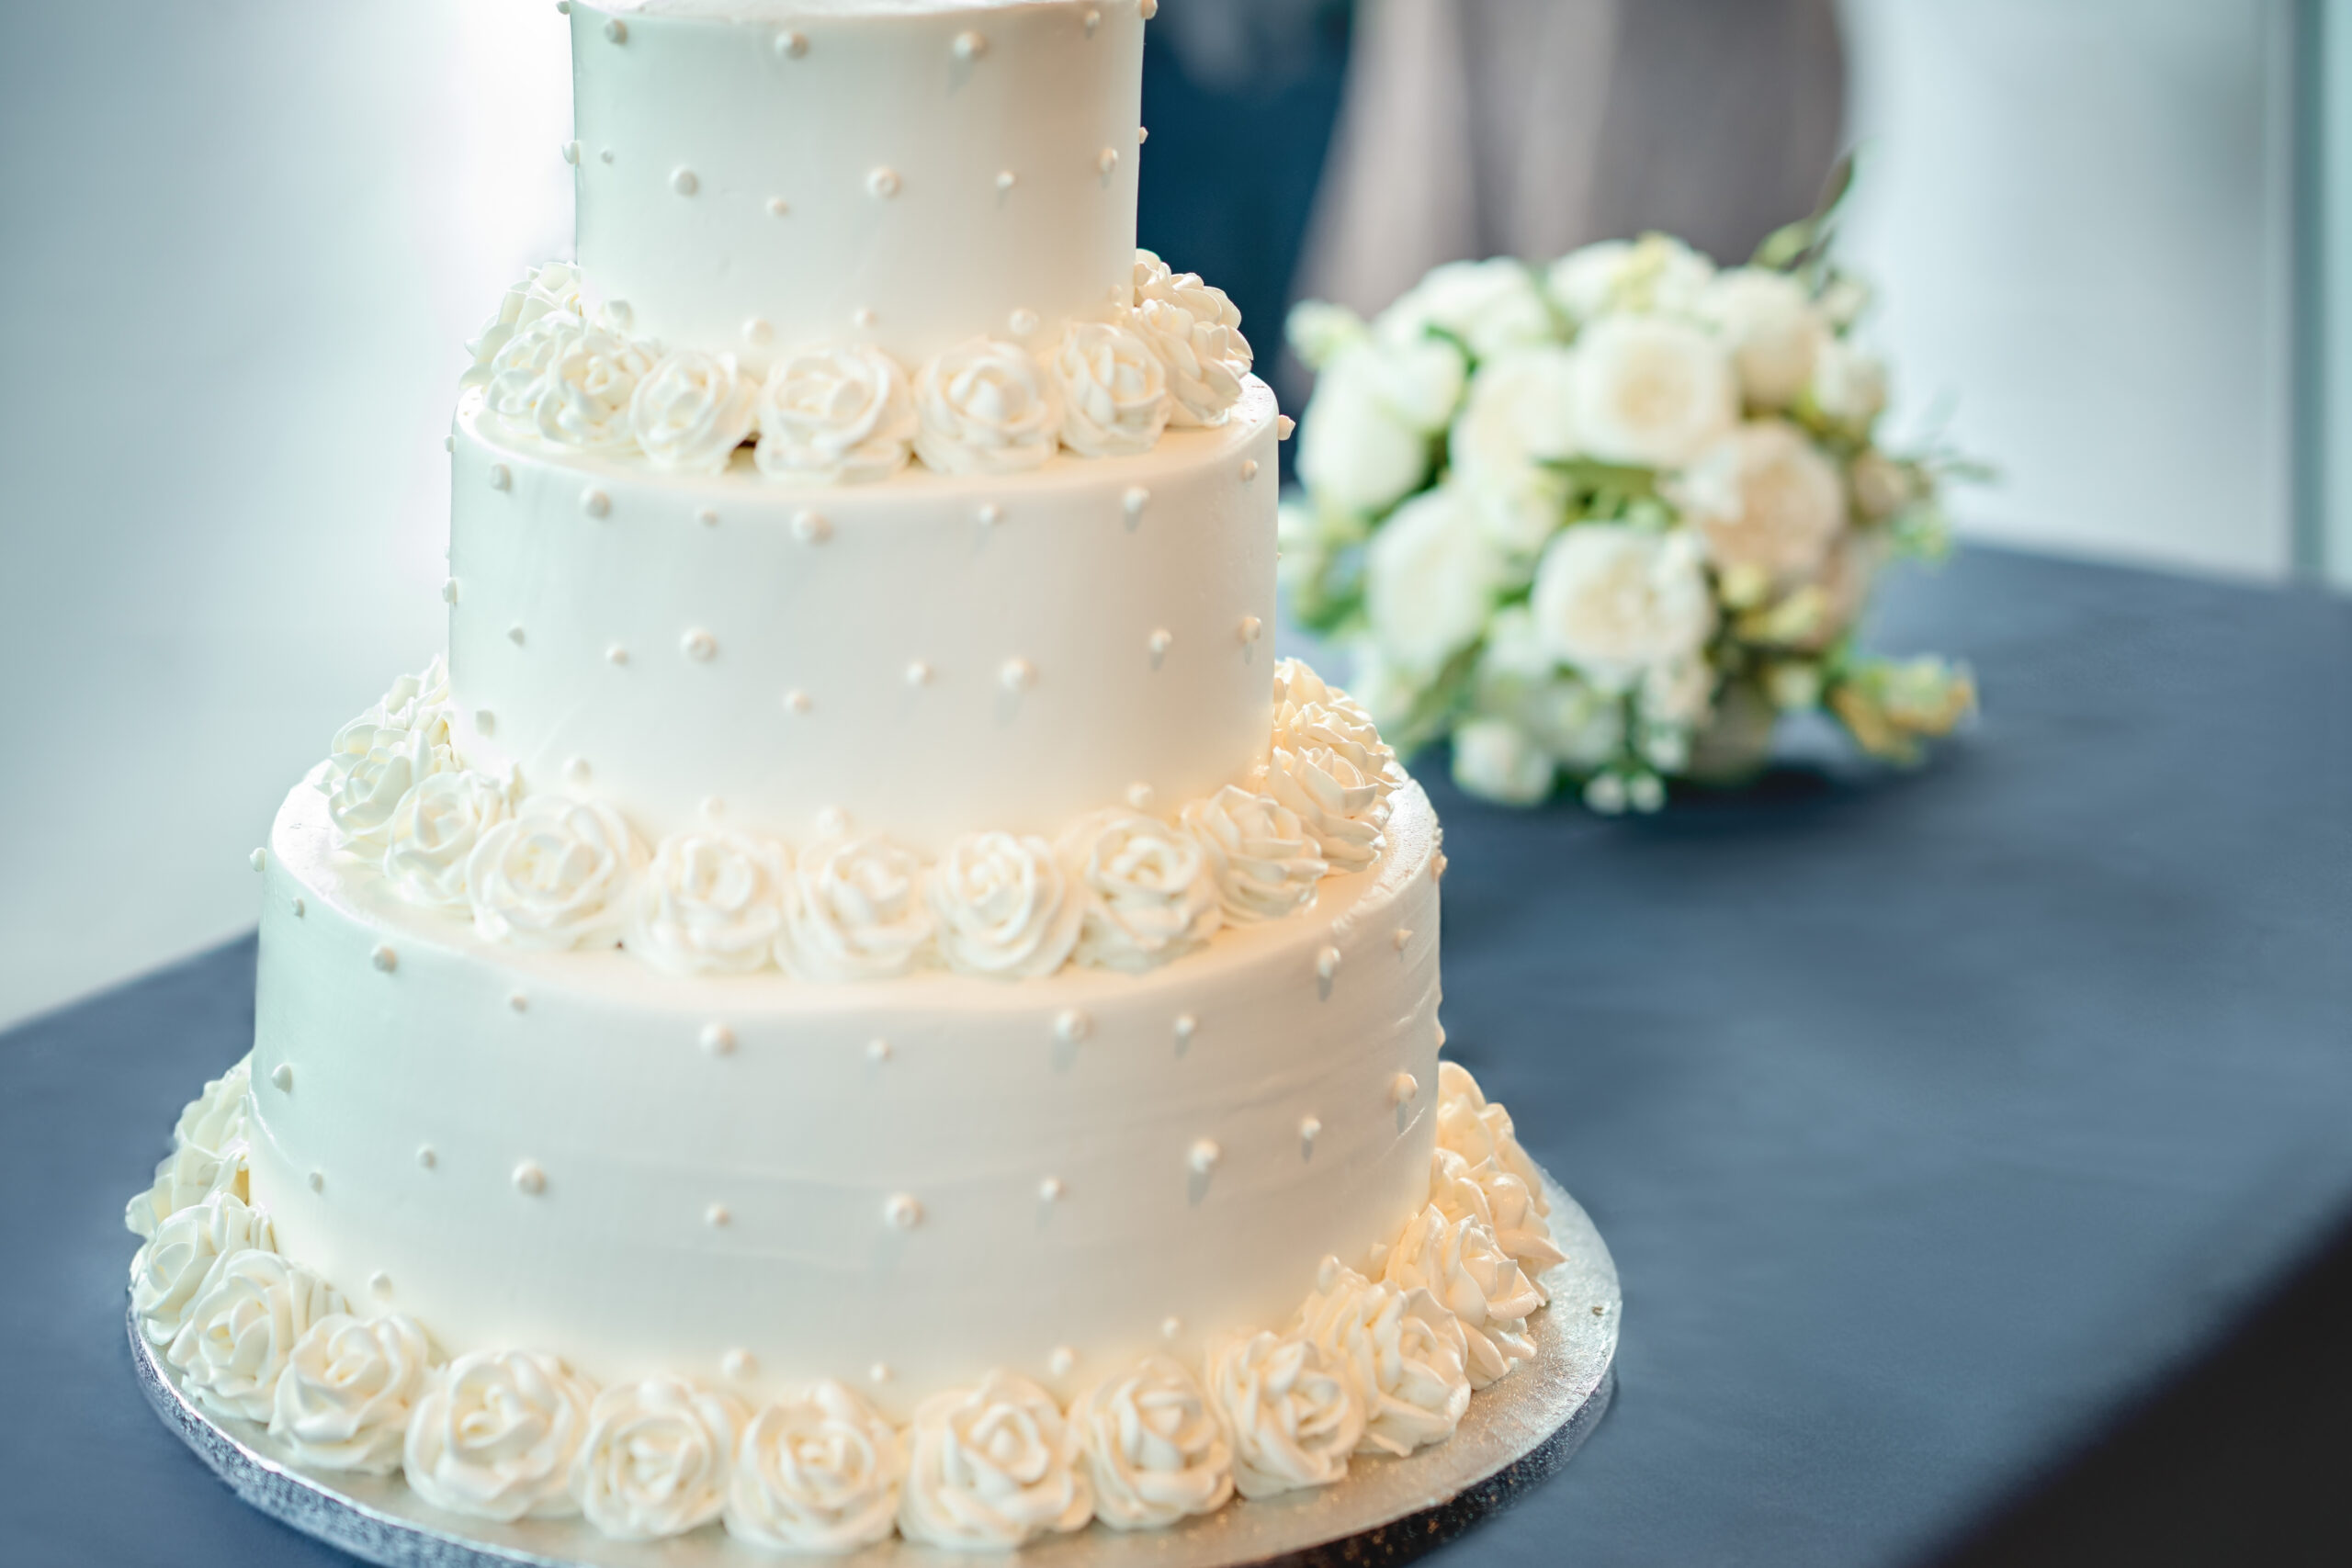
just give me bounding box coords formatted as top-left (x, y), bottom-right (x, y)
top-left (403, 1349), bottom-right (598, 1522)
top-left (1378, 1205), bottom-right (1544, 1389)
top-left (912, 338), bottom-right (1064, 475)
top-left (628, 829), bottom-right (793, 977)
top-left (571, 1377), bottom-right (751, 1540)
top-left (629, 349), bottom-right (758, 474)
top-left (1435, 1062), bottom-right (1550, 1215)
top-left (1263, 660), bottom-right (1397, 872)
top-left (1205, 1330), bottom-right (1365, 1500)
top-left (125, 1139), bottom-right (248, 1240)
top-left (1180, 785), bottom-right (1326, 923)
top-left (924, 831), bottom-right (1082, 980)
top-left (1074, 1354), bottom-right (1234, 1531)
top-left (321, 660), bottom-right (456, 854)
top-left (898, 1371), bottom-right (1092, 1550)
top-left (130, 1192), bottom-right (276, 1348)
top-left (781, 834), bottom-right (936, 981)
top-left (172, 1055), bottom-right (252, 1157)
top-left (1430, 1146), bottom-right (1566, 1280)
top-left (465, 795), bottom-right (645, 952)
top-left (724, 1381), bottom-right (905, 1553)
top-left (754, 344), bottom-right (918, 485)
top-left (1059, 811), bottom-right (1222, 973)
top-left (1294, 1264), bottom-right (1472, 1457)
top-left (463, 263), bottom-right (586, 386)
top-left (383, 770), bottom-right (513, 913)
top-left (164, 1249), bottom-right (346, 1423)
top-left (1133, 249), bottom-right (1252, 426)
top-left (1053, 319), bottom-right (1171, 457)
top-left (268, 1312), bottom-right (436, 1474)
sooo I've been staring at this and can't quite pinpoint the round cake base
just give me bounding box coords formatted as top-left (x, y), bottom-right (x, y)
top-left (129, 1175), bottom-right (1617, 1567)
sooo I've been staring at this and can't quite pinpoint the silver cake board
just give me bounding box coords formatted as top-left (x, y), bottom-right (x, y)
top-left (130, 1175), bottom-right (1617, 1567)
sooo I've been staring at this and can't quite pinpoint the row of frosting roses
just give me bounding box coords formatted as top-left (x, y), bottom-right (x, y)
top-left (459, 251), bottom-right (1255, 482)
top-left (129, 1059), bottom-right (1564, 1551)
top-left (319, 657), bottom-right (1399, 981)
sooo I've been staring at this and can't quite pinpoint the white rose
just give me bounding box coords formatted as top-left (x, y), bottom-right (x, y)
top-left (1430, 1146), bottom-right (1566, 1280)
top-left (780, 834), bottom-right (936, 981)
top-left (1365, 487), bottom-right (1507, 676)
top-left (571, 1376), bottom-right (750, 1540)
top-left (165, 1249), bottom-right (346, 1423)
top-left (1204, 1329), bottom-right (1365, 1500)
top-left (1295, 334), bottom-right (1466, 514)
top-left (125, 1139), bottom-right (248, 1240)
top-left (173, 1055), bottom-right (252, 1156)
top-left (1452, 347), bottom-right (1578, 554)
top-left (404, 1349), bottom-right (597, 1522)
top-left (1436, 1061), bottom-right (1549, 1211)
top-left (1283, 298), bottom-right (1366, 370)
top-left (898, 1371), bottom-right (1092, 1550)
top-left (913, 338), bottom-right (1063, 475)
top-left (1263, 666), bottom-right (1397, 874)
top-left (754, 343), bottom-right (918, 485)
top-left (1676, 419), bottom-right (1846, 585)
top-left (1060, 811), bottom-right (1221, 973)
top-left (628, 348), bottom-right (757, 473)
top-left (1378, 1204), bottom-right (1543, 1389)
top-left (1075, 1354), bottom-right (1234, 1531)
top-left (1475, 615), bottom-right (1627, 771)
top-left (1639, 655), bottom-right (1716, 731)
top-left (1530, 524), bottom-right (1714, 693)
top-left (1053, 318), bottom-right (1171, 457)
top-left (1382, 257), bottom-right (1555, 361)
top-left (628, 829), bottom-right (791, 977)
top-left (465, 795), bottom-right (646, 952)
top-left (1294, 1261), bottom-right (1472, 1457)
top-left (1180, 785), bottom-right (1326, 924)
top-left (1546, 233), bottom-right (1716, 322)
top-left (1566, 314), bottom-right (1737, 470)
top-left (463, 261), bottom-right (586, 386)
top-left (324, 657), bottom-right (451, 780)
top-left (268, 1312), bottom-right (435, 1474)
top-left (725, 1381), bottom-right (905, 1554)
top-left (1133, 250), bottom-right (1253, 426)
top-left (1810, 338), bottom-right (1889, 430)
top-left (486, 314), bottom-right (661, 452)
top-left (1450, 717), bottom-right (1555, 806)
top-left (1700, 266), bottom-right (1827, 410)
top-left (130, 1192), bottom-right (275, 1348)
top-left (924, 831), bottom-right (1082, 979)
top-left (383, 770), bottom-right (512, 913)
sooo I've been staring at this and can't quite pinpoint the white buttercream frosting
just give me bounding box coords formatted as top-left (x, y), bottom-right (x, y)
top-left (130, 1192), bottom-right (276, 1348)
top-left (384, 770), bottom-right (513, 913)
top-left (1294, 1262), bottom-right (1471, 1457)
top-left (404, 1349), bottom-right (599, 1521)
top-left (268, 1312), bottom-right (437, 1474)
top-left (1053, 319), bottom-right (1171, 458)
top-left (172, 1056), bottom-right (253, 1156)
top-left (1430, 1146), bottom-right (1566, 1280)
top-left (725, 1381), bottom-right (906, 1553)
top-left (1133, 251), bottom-right (1252, 427)
top-left (1435, 1062), bottom-right (1551, 1215)
top-left (465, 795), bottom-right (646, 952)
top-left (629, 349), bottom-right (758, 474)
top-left (1073, 1354), bottom-right (1234, 1531)
top-left (1179, 785), bottom-right (1325, 924)
top-left (923, 831), bottom-right (1082, 979)
top-left (485, 313), bottom-right (662, 453)
top-left (1059, 810), bottom-right (1221, 973)
top-left (1262, 660), bottom-right (1396, 873)
top-left (754, 344), bottom-right (918, 485)
top-left (913, 338), bottom-right (1065, 475)
top-left (1205, 1329), bottom-right (1365, 1500)
top-left (125, 1139), bottom-right (248, 1240)
top-left (571, 1376), bottom-right (751, 1540)
top-left (1377, 1205), bottom-right (1543, 1390)
top-left (164, 1248), bottom-right (347, 1422)
top-left (898, 1371), bottom-right (1092, 1549)
top-left (628, 829), bottom-right (793, 976)
top-left (464, 263), bottom-right (587, 388)
top-left (322, 660), bottom-right (456, 855)
top-left (781, 833), bottom-right (936, 981)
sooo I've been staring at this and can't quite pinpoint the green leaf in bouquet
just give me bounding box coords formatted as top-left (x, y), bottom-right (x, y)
top-left (1752, 149), bottom-right (1859, 275)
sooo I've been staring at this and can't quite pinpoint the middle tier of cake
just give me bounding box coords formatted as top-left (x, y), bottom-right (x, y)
top-left (446, 379), bottom-right (1281, 854)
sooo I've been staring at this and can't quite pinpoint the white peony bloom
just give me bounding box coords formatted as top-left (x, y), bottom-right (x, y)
top-left (1810, 337), bottom-right (1889, 430)
top-left (165, 1248), bottom-right (346, 1423)
top-left (1530, 524), bottom-right (1714, 693)
top-left (484, 314), bottom-right (661, 452)
top-left (1364, 487), bottom-right (1507, 676)
top-left (1263, 663), bottom-right (1397, 873)
top-left (1430, 1146), bottom-right (1566, 1280)
top-left (1378, 1204), bottom-right (1543, 1389)
top-left (173, 1055), bottom-right (252, 1156)
top-left (1451, 347), bottom-right (1578, 554)
top-left (754, 343), bottom-right (918, 484)
top-left (913, 338), bottom-right (1063, 474)
top-left (465, 795), bottom-right (646, 952)
top-left (404, 1349), bottom-right (597, 1522)
top-left (1075, 1354), bottom-right (1234, 1531)
top-left (898, 1371), bottom-right (1092, 1550)
top-left (1546, 233), bottom-right (1717, 323)
top-left (1180, 785), bottom-right (1327, 923)
top-left (1381, 257), bottom-right (1555, 361)
top-left (628, 349), bottom-right (758, 473)
top-left (268, 1312), bottom-right (435, 1474)
top-left (571, 1377), bottom-right (750, 1541)
top-left (725, 1382), bottom-right (905, 1553)
top-left (1700, 266), bottom-right (1827, 411)
top-left (1295, 335), bottom-right (1466, 514)
top-left (1450, 718), bottom-right (1555, 806)
top-left (628, 829), bottom-right (791, 977)
top-left (383, 770), bottom-right (512, 913)
top-left (1060, 811), bottom-right (1221, 973)
top-left (125, 1139), bottom-right (248, 1240)
top-left (1565, 314), bottom-right (1738, 469)
top-left (1435, 1062), bottom-right (1549, 1213)
top-left (1475, 611), bottom-right (1627, 771)
top-left (1204, 1329), bottom-right (1365, 1500)
top-left (463, 262), bottom-right (587, 386)
top-left (1293, 1261), bottom-right (1472, 1457)
top-left (1053, 318), bottom-right (1172, 457)
top-left (130, 1192), bottom-right (275, 1348)
top-left (1677, 419), bottom-right (1847, 584)
top-left (925, 831), bottom-right (1082, 980)
top-left (780, 834), bottom-right (936, 981)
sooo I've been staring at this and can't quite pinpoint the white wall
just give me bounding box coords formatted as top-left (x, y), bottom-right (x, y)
top-left (0, 1), bottom-right (572, 1027)
top-left (1838, 0), bottom-right (2297, 581)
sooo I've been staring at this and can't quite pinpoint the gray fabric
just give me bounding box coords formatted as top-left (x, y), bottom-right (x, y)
top-left (6, 547), bottom-right (2349, 1566)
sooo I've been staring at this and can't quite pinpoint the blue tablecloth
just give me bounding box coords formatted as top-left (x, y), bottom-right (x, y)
top-left (6, 547), bottom-right (2348, 1566)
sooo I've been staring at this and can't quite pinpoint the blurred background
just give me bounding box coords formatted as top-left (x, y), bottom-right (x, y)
top-left (1, 0), bottom-right (2344, 1029)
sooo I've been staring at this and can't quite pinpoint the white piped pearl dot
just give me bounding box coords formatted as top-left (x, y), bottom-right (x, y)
top-left (308, 1170), bottom-right (324, 1193)
top-left (474, 708), bottom-right (496, 735)
top-left (1139, 126), bottom-right (1150, 144)
top-left (723, 1349), bottom-right (757, 1382)
top-left (513, 1161), bottom-right (547, 1195)
top-left (561, 140), bottom-right (580, 165)
top-left (1126, 783), bottom-right (1156, 810)
top-left (905, 660), bottom-right (933, 687)
top-left (487, 464), bottom-right (511, 491)
top-left (853, 306), bottom-right (878, 328)
top-left (978, 502), bottom-right (1004, 525)
top-left (697, 507), bottom-right (719, 526)
top-left (706, 1202), bottom-right (731, 1228)
top-left (884, 1193), bottom-right (923, 1230)
top-left (671, 167), bottom-right (699, 196)
top-left (1148, 627), bottom-right (1173, 659)
top-left (996, 170), bottom-right (1018, 192)
top-left (1001, 658), bottom-right (1036, 692)
top-left (683, 628), bottom-right (718, 661)
top-left (1395, 928), bottom-right (1414, 952)
top-left (507, 625), bottom-right (526, 647)
top-left (1039, 1177), bottom-right (1067, 1202)
top-left (600, 148), bottom-right (614, 164)
top-left (867, 167), bottom-right (901, 198)
top-left (369, 1271), bottom-right (393, 1298)
top-left (565, 757), bottom-right (591, 784)
top-left (416, 1145), bottom-right (436, 1169)
top-left (777, 28), bottom-right (808, 56)
top-left (866, 1037), bottom-right (893, 1063)
top-left (953, 29), bottom-right (987, 59)
top-left (792, 509), bottom-right (832, 545)
top-left (1433, 851), bottom-right (1450, 881)
top-left (605, 644), bottom-right (628, 665)
top-left (508, 992), bottom-right (528, 1012)
top-left (1300, 1114), bottom-right (1323, 1143)
top-left (270, 1064), bottom-right (294, 1092)
top-left (1188, 1139), bottom-right (1221, 1174)
top-left (869, 1362), bottom-right (892, 1384)
top-left (1123, 486), bottom-right (1150, 518)
top-left (1277, 414), bottom-right (1297, 441)
top-left (784, 689), bottom-right (812, 714)
top-left (249, 848), bottom-right (268, 872)
top-left (440, 578), bottom-right (456, 606)
top-left (1160, 1316), bottom-right (1182, 1340)
top-left (815, 807), bottom-right (849, 839)
top-left (1238, 616), bottom-right (1264, 644)
top-left (767, 196), bottom-right (790, 217)
top-left (1242, 459), bottom-right (1260, 481)
top-left (1098, 148), bottom-right (1119, 175)
top-left (1009, 308), bottom-right (1040, 335)
top-left (743, 317), bottom-right (774, 346)
top-left (1141, 0), bottom-right (1159, 17)
top-left (1055, 1009), bottom-right (1091, 1043)
top-left (603, 17), bottom-right (626, 43)
top-left (1048, 1346), bottom-right (1078, 1377)
top-left (1174, 1013), bottom-right (1197, 1043)
top-left (370, 944), bottom-right (398, 974)
top-left (581, 487), bottom-right (610, 519)
top-left (701, 1022), bottom-right (736, 1056)
top-left (1317, 945), bottom-right (1342, 981)
top-left (290, 897), bottom-right (305, 918)
top-left (1390, 1071), bottom-right (1419, 1107)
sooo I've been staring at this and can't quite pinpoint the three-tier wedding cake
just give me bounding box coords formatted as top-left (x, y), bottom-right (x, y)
top-left (124, 0), bottom-right (1564, 1551)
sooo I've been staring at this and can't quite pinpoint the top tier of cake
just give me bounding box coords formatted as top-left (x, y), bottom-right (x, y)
top-left (570, 0), bottom-right (1145, 373)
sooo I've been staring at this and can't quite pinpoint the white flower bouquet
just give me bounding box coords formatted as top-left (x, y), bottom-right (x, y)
top-left (1282, 190), bottom-right (1980, 812)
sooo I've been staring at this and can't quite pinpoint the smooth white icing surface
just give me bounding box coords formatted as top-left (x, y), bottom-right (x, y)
top-left (570, 1), bottom-right (1143, 371)
top-left (447, 380), bottom-right (1281, 854)
top-left (248, 774), bottom-right (1443, 1418)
